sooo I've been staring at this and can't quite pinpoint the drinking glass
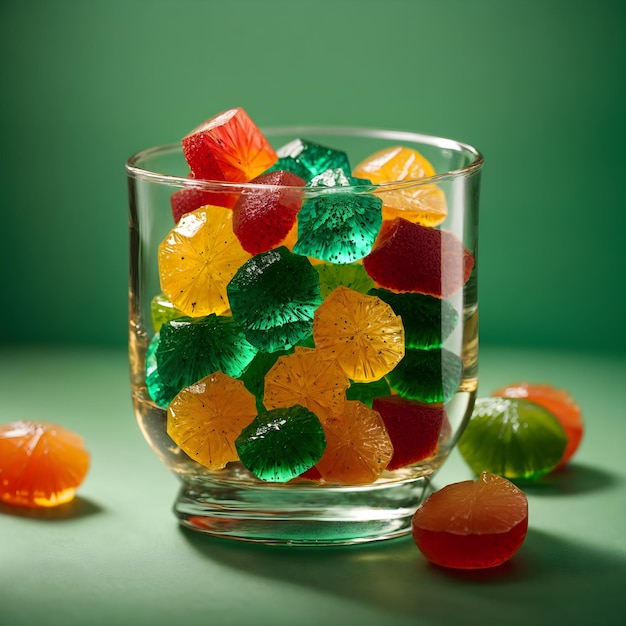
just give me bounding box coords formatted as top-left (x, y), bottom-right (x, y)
top-left (126, 126), bottom-right (482, 545)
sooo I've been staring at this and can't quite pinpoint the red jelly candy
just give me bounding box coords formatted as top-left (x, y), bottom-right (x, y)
top-left (363, 218), bottom-right (474, 297)
top-left (372, 395), bottom-right (444, 470)
top-left (232, 170), bottom-right (306, 254)
top-left (412, 472), bottom-right (529, 570)
top-left (170, 182), bottom-right (237, 223)
top-left (181, 107), bottom-right (277, 182)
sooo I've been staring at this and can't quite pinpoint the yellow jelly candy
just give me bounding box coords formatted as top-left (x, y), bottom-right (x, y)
top-left (158, 205), bottom-right (251, 317)
top-left (353, 146), bottom-right (448, 227)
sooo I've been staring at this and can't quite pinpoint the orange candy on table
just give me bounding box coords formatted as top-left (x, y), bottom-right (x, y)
top-left (0, 421), bottom-right (90, 508)
top-left (492, 382), bottom-right (584, 469)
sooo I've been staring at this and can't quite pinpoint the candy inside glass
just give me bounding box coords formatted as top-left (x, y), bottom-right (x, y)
top-left (126, 126), bottom-right (482, 546)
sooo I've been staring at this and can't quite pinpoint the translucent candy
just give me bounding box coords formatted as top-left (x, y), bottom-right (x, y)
top-left (308, 168), bottom-right (372, 189)
top-left (314, 400), bottom-right (393, 485)
top-left (232, 170), bottom-right (306, 255)
top-left (368, 288), bottom-right (458, 349)
top-left (158, 205), bottom-right (251, 317)
top-left (182, 107), bottom-right (277, 182)
top-left (363, 218), bottom-right (474, 298)
top-left (150, 293), bottom-right (186, 334)
top-left (293, 192), bottom-right (383, 264)
top-left (315, 263), bottom-right (374, 299)
top-left (170, 182), bottom-right (237, 223)
top-left (235, 405), bottom-right (326, 482)
top-left (0, 421), bottom-right (90, 507)
top-left (353, 146), bottom-right (448, 227)
top-left (270, 138), bottom-right (351, 182)
top-left (345, 377), bottom-right (391, 408)
top-left (145, 333), bottom-right (180, 408)
top-left (313, 286), bottom-right (405, 383)
top-left (386, 348), bottom-right (462, 403)
top-left (155, 314), bottom-right (258, 405)
top-left (372, 395), bottom-right (444, 470)
top-left (226, 246), bottom-right (322, 352)
top-left (166, 372), bottom-right (258, 470)
top-left (263, 348), bottom-right (350, 419)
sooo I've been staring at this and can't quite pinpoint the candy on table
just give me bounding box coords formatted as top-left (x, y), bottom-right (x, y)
top-left (372, 395), bottom-right (445, 470)
top-left (352, 146), bottom-right (448, 227)
top-left (155, 314), bottom-right (258, 406)
top-left (150, 293), bottom-right (186, 334)
top-left (385, 348), bottom-right (463, 403)
top-left (181, 107), bottom-right (277, 182)
top-left (313, 286), bottom-right (405, 383)
top-left (235, 405), bottom-right (327, 482)
top-left (363, 218), bottom-right (474, 298)
top-left (263, 348), bottom-right (350, 420)
top-left (158, 205), bottom-right (251, 318)
top-left (232, 170), bottom-right (306, 255)
top-left (491, 382), bottom-right (584, 469)
top-left (412, 472), bottom-right (529, 570)
top-left (166, 372), bottom-right (258, 470)
top-left (145, 333), bottom-right (180, 408)
top-left (292, 191), bottom-right (383, 264)
top-left (345, 377), bottom-right (391, 408)
top-left (267, 138), bottom-right (351, 182)
top-left (368, 288), bottom-right (459, 349)
top-left (0, 421), bottom-right (90, 508)
top-left (170, 180), bottom-right (237, 223)
top-left (314, 262), bottom-right (375, 299)
top-left (458, 397), bottom-right (567, 481)
top-left (226, 246), bottom-right (322, 352)
top-left (314, 400), bottom-right (394, 485)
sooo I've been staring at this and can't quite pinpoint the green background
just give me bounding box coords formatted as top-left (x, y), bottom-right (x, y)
top-left (1, 0), bottom-right (625, 354)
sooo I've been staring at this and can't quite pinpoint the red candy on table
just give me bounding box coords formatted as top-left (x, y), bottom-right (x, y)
top-left (181, 107), bottom-right (278, 182)
top-left (412, 472), bottom-right (529, 570)
top-left (372, 395), bottom-right (444, 470)
top-left (363, 218), bottom-right (474, 298)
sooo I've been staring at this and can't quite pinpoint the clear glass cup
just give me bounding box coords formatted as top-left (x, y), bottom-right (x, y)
top-left (126, 126), bottom-right (482, 546)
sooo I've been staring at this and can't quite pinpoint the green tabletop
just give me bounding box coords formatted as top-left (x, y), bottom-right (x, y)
top-left (1, 345), bottom-right (625, 626)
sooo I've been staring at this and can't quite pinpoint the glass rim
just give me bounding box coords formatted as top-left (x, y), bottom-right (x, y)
top-left (125, 125), bottom-right (484, 192)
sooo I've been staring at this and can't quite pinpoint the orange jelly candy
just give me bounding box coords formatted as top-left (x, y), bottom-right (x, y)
top-left (0, 421), bottom-right (90, 507)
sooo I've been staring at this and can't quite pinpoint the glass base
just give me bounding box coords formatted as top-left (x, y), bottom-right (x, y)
top-left (173, 474), bottom-right (433, 546)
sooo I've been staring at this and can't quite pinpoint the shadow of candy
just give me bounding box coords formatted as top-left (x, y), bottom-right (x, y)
top-left (0, 496), bottom-right (104, 520)
top-left (179, 525), bottom-right (626, 626)
top-left (513, 463), bottom-right (621, 496)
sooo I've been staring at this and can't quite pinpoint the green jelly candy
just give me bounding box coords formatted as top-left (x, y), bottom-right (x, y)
top-left (235, 405), bottom-right (327, 482)
top-left (264, 156), bottom-right (311, 181)
top-left (155, 314), bottom-right (258, 404)
top-left (145, 334), bottom-right (179, 408)
top-left (308, 168), bottom-right (372, 189)
top-left (386, 348), bottom-right (462, 403)
top-left (458, 397), bottom-right (567, 481)
top-left (150, 293), bottom-right (185, 334)
top-left (345, 377), bottom-right (391, 408)
top-left (368, 288), bottom-right (459, 349)
top-left (273, 138), bottom-right (351, 182)
top-left (315, 263), bottom-right (375, 299)
top-left (293, 192), bottom-right (383, 264)
top-left (227, 246), bottom-right (322, 352)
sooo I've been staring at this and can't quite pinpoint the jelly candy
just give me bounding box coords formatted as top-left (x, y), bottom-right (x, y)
top-left (0, 421), bottom-right (90, 507)
top-left (263, 348), bottom-right (350, 419)
top-left (235, 405), bottom-right (326, 482)
top-left (372, 396), bottom-right (444, 470)
top-left (386, 347), bottom-right (462, 403)
top-left (345, 377), bottom-right (391, 408)
top-left (293, 192), bottom-right (383, 264)
top-left (491, 382), bottom-right (583, 469)
top-left (182, 107), bottom-right (277, 182)
top-left (227, 246), bottom-right (322, 352)
top-left (314, 400), bottom-right (393, 485)
top-left (269, 138), bottom-right (351, 182)
top-left (353, 146), bottom-right (448, 227)
top-left (458, 397), bottom-right (567, 481)
top-left (155, 315), bottom-right (258, 405)
top-left (313, 286), bottom-right (405, 383)
top-left (232, 170), bottom-right (305, 254)
top-left (368, 288), bottom-right (459, 349)
top-left (412, 472), bottom-right (528, 569)
top-left (308, 168), bottom-right (372, 189)
top-left (170, 182), bottom-right (237, 223)
top-left (150, 293), bottom-right (185, 334)
top-left (363, 218), bottom-right (474, 298)
top-left (166, 372), bottom-right (258, 470)
top-left (315, 263), bottom-right (374, 299)
top-left (158, 205), bottom-right (250, 317)
top-left (145, 333), bottom-right (180, 408)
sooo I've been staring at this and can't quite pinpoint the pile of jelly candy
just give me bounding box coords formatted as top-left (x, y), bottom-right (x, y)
top-left (147, 107), bottom-right (474, 485)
